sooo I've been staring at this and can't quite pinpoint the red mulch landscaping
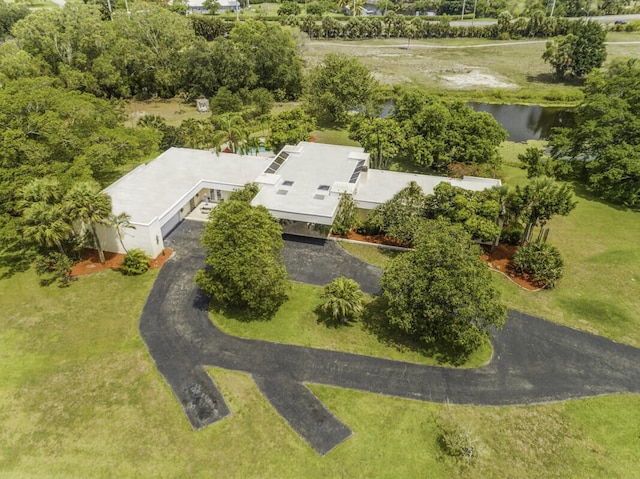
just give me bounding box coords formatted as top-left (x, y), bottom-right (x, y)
top-left (333, 230), bottom-right (541, 291)
top-left (481, 244), bottom-right (541, 291)
top-left (331, 230), bottom-right (411, 249)
top-left (71, 248), bottom-right (173, 277)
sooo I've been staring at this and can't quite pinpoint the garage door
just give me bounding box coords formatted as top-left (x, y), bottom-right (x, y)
top-left (160, 212), bottom-right (181, 238)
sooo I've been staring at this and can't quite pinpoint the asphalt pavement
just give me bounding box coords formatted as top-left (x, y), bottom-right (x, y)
top-left (139, 221), bottom-right (640, 455)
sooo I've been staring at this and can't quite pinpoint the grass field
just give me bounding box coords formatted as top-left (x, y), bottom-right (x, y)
top-left (212, 281), bottom-right (491, 367)
top-left (302, 32), bottom-right (640, 105)
top-left (1, 268), bottom-right (639, 477)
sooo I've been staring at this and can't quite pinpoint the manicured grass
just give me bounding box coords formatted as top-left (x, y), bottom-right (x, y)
top-left (212, 281), bottom-right (491, 368)
top-left (1, 263), bottom-right (639, 476)
top-left (338, 241), bottom-right (400, 268)
top-left (310, 127), bottom-right (360, 146)
top-left (124, 98), bottom-right (202, 127)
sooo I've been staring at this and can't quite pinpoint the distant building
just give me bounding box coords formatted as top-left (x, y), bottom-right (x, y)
top-left (184, 0), bottom-right (240, 15)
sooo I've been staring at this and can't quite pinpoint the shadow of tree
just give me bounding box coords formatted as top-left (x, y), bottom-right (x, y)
top-left (361, 297), bottom-right (473, 366)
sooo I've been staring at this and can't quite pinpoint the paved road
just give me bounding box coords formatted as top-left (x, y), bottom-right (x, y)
top-left (139, 221), bottom-right (640, 455)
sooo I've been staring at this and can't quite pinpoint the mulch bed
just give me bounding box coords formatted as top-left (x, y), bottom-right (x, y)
top-left (333, 230), bottom-right (541, 291)
top-left (71, 248), bottom-right (174, 277)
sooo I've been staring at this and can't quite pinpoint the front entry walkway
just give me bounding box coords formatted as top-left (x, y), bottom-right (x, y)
top-left (140, 221), bottom-right (640, 455)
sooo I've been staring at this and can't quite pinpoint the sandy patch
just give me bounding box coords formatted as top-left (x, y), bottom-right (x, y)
top-left (442, 70), bottom-right (518, 89)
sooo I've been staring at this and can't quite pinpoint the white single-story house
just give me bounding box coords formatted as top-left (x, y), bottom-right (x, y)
top-left (97, 142), bottom-right (501, 257)
top-left (184, 0), bottom-right (240, 15)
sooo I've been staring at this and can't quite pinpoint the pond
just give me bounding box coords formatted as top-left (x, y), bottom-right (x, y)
top-left (380, 100), bottom-right (574, 143)
top-left (468, 103), bottom-right (574, 143)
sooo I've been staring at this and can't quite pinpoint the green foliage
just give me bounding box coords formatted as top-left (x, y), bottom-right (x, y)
top-left (195, 198), bottom-right (288, 320)
top-left (437, 414), bottom-right (481, 468)
top-left (332, 193), bottom-right (357, 236)
top-left (391, 90), bottom-right (507, 171)
top-left (211, 86), bottom-right (243, 114)
top-left (277, 1), bottom-right (301, 15)
top-left (508, 177), bottom-right (577, 245)
top-left (266, 108), bottom-right (315, 153)
top-left (230, 20), bottom-right (303, 100)
top-left (550, 58), bottom-right (640, 207)
top-left (0, 0), bottom-right (29, 39)
top-left (120, 248), bottom-right (150, 276)
top-left (513, 242), bottom-right (564, 288)
top-left (426, 182), bottom-right (502, 242)
top-left (518, 146), bottom-right (556, 179)
top-left (33, 252), bottom-right (75, 287)
top-left (381, 219), bottom-right (507, 359)
top-left (369, 181), bottom-right (427, 246)
top-left (65, 181), bottom-right (112, 265)
top-left (348, 116), bottom-right (403, 170)
top-left (319, 277), bottom-right (365, 325)
top-left (542, 20), bottom-right (607, 80)
top-left (250, 87), bottom-right (274, 116)
top-left (307, 53), bottom-right (379, 125)
top-left (228, 183), bottom-right (259, 202)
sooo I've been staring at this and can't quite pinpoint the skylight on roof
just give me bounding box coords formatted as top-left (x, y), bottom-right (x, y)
top-left (317, 185), bottom-right (330, 191)
top-left (276, 189), bottom-right (289, 195)
top-left (264, 151), bottom-right (290, 175)
top-left (282, 180), bottom-right (294, 186)
top-left (313, 194), bottom-right (326, 200)
top-left (349, 160), bottom-right (366, 183)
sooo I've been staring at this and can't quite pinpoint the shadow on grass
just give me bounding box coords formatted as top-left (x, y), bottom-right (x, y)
top-left (570, 181), bottom-right (634, 212)
top-left (361, 296), bottom-right (473, 367)
top-left (556, 296), bottom-right (633, 329)
top-left (525, 72), bottom-right (584, 88)
top-left (203, 294), bottom-right (289, 323)
top-left (313, 304), bottom-right (358, 329)
top-left (0, 247), bottom-right (34, 280)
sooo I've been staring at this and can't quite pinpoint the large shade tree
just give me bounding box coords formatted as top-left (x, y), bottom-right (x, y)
top-left (307, 53), bottom-right (379, 124)
top-left (195, 186), bottom-right (288, 320)
top-left (380, 219), bottom-right (507, 358)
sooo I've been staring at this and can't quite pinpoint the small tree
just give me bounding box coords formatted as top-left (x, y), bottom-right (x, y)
top-left (332, 194), bottom-right (358, 236)
top-left (266, 108), bottom-right (315, 153)
top-left (513, 242), bottom-right (564, 288)
top-left (320, 277), bottom-right (364, 325)
top-left (542, 20), bottom-right (606, 80)
top-left (120, 249), bottom-right (150, 276)
top-left (108, 212), bottom-right (135, 254)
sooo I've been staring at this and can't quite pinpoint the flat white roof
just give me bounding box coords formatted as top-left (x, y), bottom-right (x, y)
top-left (105, 148), bottom-right (270, 224)
top-left (355, 170), bottom-right (501, 207)
top-left (252, 142), bottom-right (369, 224)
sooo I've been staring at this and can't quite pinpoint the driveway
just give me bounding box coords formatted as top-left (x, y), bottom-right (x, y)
top-left (141, 221), bottom-right (640, 455)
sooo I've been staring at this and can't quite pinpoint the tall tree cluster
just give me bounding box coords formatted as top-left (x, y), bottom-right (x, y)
top-left (549, 58), bottom-right (640, 207)
top-left (9, 4), bottom-right (304, 101)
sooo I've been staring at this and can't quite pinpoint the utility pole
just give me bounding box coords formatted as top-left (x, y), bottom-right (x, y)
top-left (550, 0), bottom-right (556, 17)
top-left (461, 0), bottom-right (466, 20)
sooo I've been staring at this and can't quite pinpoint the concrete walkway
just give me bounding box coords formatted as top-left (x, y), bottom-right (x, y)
top-left (139, 221), bottom-right (640, 455)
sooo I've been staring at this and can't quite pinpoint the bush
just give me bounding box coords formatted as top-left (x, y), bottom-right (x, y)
top-left (437, 415), bottom-right (480, 468)
top-left (319, 277), bottom-right (364, 326)
top-left (277, 1), bottom-right (301, 16)
top-left (513, 242), bottom-right (564, 288)
top-left (120, 249), bottom-right (150, 276)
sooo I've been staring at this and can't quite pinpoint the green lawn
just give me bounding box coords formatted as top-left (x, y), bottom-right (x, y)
top-left (212, 281), bottom-right (491, 368)
top-left (1, 268), bottom-right (639, 477)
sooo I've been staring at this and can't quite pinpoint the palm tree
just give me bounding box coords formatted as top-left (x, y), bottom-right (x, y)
top-left (66, 181), bottom-right (112, 264)
top-left (108, 212), bottom-right (136, 254)
top-left (211, 113), bottom-right (247, 153)
top-left (320, 277), bottom-right (365, 325)
top-left (22, 203), bottom-right (73, 255)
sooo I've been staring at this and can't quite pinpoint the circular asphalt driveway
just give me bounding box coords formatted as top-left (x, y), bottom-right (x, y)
top-left (141, 220), bottom-right (640, 455)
